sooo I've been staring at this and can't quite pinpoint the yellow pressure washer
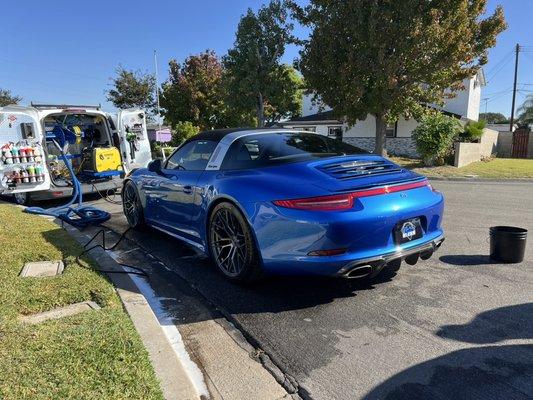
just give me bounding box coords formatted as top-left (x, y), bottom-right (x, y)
top-left (80, 147), bottom-right (123, 179)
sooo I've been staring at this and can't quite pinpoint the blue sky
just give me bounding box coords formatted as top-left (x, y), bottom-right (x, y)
top-left (1, 0), bottom-right (532, 117)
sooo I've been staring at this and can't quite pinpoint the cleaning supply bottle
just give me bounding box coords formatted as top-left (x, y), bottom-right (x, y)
top-left (34, 145), bottom-right (42, 163)
top-left (21, 169), bottom-right (29, 183)
top-left (35, 165), bottom-right (44, 182)
top-left (27, 165), bottom-right (36, 183)
top-left (13, 168), bottom-right (21, 184)
top-left (12, 146), bottom-right (20, 164)
top-left (26, 147), bottom-right (35, 162)
top-left (2, 146), bottom-right (13, 164)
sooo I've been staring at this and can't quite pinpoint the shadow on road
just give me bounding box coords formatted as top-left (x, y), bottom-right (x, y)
top-left (436, 303), bottom-right (533, 344)
top-left (363, 303), bottom-right (533, 400)
top-left (439, 254), bottom-right (496, 266)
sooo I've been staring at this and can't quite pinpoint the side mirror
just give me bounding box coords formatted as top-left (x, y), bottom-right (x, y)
top-left (148, 159), bottom-right (163, 175)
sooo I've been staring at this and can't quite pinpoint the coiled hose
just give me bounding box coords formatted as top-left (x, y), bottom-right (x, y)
top-left (25, 151), bottom-right (111, 228)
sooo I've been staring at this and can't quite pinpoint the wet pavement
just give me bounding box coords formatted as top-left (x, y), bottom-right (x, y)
top-left (80, 180), bottom-right (533, 400)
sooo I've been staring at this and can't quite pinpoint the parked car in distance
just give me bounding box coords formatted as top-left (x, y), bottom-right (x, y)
top-left (122, 128), bottom-right (444, 283)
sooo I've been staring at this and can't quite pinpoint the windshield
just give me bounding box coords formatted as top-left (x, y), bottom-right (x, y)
top-left (221, 131), bottom-right (368, 170)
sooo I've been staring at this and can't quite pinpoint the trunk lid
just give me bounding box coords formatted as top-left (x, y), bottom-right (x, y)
top-left (260, 155), bottom-right (422, 195)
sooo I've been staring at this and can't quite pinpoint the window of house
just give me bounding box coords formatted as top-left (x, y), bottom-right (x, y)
top-left (385, 122), bottom-right (397, 138)
top-left (327, 126), bottom-right (343, 140)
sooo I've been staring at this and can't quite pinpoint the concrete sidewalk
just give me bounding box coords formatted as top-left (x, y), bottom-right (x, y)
top-left (60, 220), bottom-right (290, 400)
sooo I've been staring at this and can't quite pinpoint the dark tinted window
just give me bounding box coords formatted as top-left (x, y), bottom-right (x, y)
top-left (221, 132), bottom-right (368, 170)
top-left (166, 140), bottom-right (217, 170)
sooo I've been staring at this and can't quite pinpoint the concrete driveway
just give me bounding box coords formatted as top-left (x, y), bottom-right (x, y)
top-left (85, 180), bottom-right (533, 400)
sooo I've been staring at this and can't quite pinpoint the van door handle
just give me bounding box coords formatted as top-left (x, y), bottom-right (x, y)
top-left (183, 185), bottom-right (193, 194)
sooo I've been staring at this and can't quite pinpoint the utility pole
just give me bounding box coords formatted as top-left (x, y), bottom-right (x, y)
top-left (154, 50), bottom-right (162, 133)
top-left (482, 97), bottom-right (489, 115)
top-left (509, 43), bottom-right (520, 132)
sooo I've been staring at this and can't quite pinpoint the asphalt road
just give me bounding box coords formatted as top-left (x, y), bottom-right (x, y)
top-left (86, 180), bottom-right (533, 400)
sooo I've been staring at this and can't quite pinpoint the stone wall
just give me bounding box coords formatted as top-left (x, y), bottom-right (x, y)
top-left (343, 137), bottom-right (419, 158)
top-left (454, 128), bottom-right (500, 167)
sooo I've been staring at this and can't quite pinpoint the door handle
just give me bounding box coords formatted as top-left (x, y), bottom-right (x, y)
top-left (183, 185), bottom-right (193, 194)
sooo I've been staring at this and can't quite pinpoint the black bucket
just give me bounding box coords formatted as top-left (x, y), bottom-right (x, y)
top-left (489, 226), bottom-right (528, 263)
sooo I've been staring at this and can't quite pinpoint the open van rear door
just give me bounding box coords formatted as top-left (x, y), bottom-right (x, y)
top-left (0, 106), bottom-right (51, 194)
top-left (117, 109), bottom-right (152, 171)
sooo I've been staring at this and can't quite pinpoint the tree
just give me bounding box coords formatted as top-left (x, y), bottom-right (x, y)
top-left (479, 112), bottom-right (507, 124)
top-left (170, 121), bottom-right (200, 146)
top-left (224, 0), bottom-right (300, 127)
top-left (161, 51), bottom-right (230, 130)
top-left (107, 66), bottom-right (156, 111)
top-left (292, 0), bottom-right (506, 155)
top-left (517, 94), bottom-right (533, 125)
top-left (0, 88), bottom-right (22, 106)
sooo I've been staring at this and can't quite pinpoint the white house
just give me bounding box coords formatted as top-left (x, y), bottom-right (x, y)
top-left (280, 71), bottom-right (486, 157)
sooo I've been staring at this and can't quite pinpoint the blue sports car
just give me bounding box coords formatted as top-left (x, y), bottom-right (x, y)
top-left (122, 128), bottom-right (444, 283)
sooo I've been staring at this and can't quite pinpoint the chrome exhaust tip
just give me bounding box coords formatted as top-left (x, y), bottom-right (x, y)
top-left (345, 265), bottom-right (373, 279)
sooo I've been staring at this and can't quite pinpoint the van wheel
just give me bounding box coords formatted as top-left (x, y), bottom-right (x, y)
top-left (14, 192), bottom-right (33, 206)
top-left (208, 202), bottom-right (264, 283)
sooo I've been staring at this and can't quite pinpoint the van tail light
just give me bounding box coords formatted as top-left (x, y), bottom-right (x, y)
top-left (273, 179), bottom-right (429, 211)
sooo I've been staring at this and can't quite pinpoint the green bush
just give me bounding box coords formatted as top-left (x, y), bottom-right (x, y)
top-left (171, 121), bottom-right (200, 146)
top-left (412, 113), bottom-right (462, 166)
top-left (459, 119), bottom-right (486, 142)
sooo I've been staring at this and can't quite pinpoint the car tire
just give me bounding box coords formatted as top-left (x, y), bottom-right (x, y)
top-left (208, 202), bottom-right (264, 283)
top-left (13, 192), bottom-right (34, 206)
top-left (122, 181), bottom-right (146, 229)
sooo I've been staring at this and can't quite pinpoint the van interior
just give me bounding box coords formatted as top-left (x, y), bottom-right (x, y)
top-left (43, 112), bottom-right (121, 186)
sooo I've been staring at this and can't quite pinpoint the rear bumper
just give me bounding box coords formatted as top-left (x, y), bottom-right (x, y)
top-left (243, 185), bottom-right (445, 276)
top-left (29, 179), bottom-right (121, 201)
top-left (337, 234), bottom-right (445, 278)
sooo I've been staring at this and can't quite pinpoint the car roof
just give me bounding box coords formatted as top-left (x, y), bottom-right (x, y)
top-left (185, 127), bottom-right (297, 144)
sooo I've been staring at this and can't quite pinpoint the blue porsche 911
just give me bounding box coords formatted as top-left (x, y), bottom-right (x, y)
top-left (122, 128), bottom-right (444, 283)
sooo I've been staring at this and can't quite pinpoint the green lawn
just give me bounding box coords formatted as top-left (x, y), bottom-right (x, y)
top-left (390, 157), bottom-right (533, 179)
top-left (0, 204), bottom-right (163, 400)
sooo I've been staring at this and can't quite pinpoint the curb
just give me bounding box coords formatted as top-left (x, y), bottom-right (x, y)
top-left (58, 221), bottom-right (200, 400)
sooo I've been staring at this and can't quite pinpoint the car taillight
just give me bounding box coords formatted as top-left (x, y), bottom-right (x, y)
top-left (273, 193), bottom-right (354, 210)
top-left (307, 248), bottom-right (348, 256)
top-left (273, 179), bottom-right (429, 211)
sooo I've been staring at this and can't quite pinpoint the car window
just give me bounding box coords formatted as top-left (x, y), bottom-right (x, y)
top-left (221, 132), bottom-right (368, 170)
top-left (166, 140), bottom-right (217, 171)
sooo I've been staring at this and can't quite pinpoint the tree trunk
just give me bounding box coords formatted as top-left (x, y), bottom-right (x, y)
top-left (374, 114), bottom-right (387, 156)
top-left (257, 92), bottom-right (265, 128)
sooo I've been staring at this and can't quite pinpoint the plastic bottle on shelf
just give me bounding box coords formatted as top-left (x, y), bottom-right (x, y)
top-left (35, 165), bottom-right (44, 182)
top-left (27, 165), bottom-right (36, 183)
top-left (2, 147), bottom-right (13, 164)
top-left (20, 148), bottom-right (27, 163)
top-left (13, 168), bottom-right (21, 184)
top-left (12, 146), bottom-right (20, 164)
top-left (33, 146), bottom-right (42, 163)
top-left (21, 169), bottom-right (29, 183)
top-left (27, 147), bottom-right (35, 162)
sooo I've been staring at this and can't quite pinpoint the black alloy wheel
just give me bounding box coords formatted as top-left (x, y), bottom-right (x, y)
top-left (122, 181), bottom-right (145, 228)
top-left (208, 202), bottom-right (263, 283)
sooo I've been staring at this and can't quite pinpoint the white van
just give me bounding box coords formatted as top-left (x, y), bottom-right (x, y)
top-left (0, 104), bottom-right (152, 205)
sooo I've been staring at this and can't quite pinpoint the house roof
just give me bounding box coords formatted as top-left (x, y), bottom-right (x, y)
top-left (281, 106), bottom-right (462, 126)
top-left (281, 110), bottom-right (342, 125)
